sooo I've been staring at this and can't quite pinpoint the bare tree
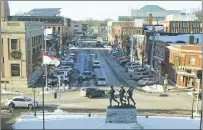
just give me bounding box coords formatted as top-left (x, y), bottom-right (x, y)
top-left (121, 22), bottom-right (135, 53)
top-left (193, 8), bottom-right (202, 21)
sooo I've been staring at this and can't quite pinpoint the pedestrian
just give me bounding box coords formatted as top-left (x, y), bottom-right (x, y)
top-left (8, 102), bottom-right (15, 117)
top-left (119, 85), bottom-right (126, 106)
top-left (109, 86), bottom-right (119, 107)
top-left (127, 85), bottom-right (136, 106)
top-left (164, 74), bottom-right (168, 93)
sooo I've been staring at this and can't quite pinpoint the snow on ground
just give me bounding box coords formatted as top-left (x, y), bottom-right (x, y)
top-left (142, 84), bottom-right (164, 93)
top-left (13, 111), bottom-right (200, 129)
top-left (1, 89), bottom-right (23, 95)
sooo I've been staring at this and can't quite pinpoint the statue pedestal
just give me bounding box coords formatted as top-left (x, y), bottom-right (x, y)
top-left (105, 106), bottom-right (137, 124)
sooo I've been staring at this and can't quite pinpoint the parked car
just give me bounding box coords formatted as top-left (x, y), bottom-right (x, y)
top-left (138, 78), bottom-right (158, 86)
top-left (83, 71), bottom-right (96, 79)
top-left (93, 60), bottom-right (100, 68)
top-left (96, 77), bottom-right (107, 86)
top-left (77, 75), bottom-right (88, 81)
top-left (80, 87), bottom-right (105, 98)
top-left (132, 71), bottom-right (151, 81)
top-left (5, 96), bottom-right (38, 109)
top-left (128, 66), bottom-right (144, 76)
top-left (119, 60), bottom-right (130, 66)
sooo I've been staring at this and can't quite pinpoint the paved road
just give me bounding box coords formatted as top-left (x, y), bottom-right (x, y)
top-left (74, 50), bottom-right (121, 87)
top-left (1, 49), bottom-right (202, 117)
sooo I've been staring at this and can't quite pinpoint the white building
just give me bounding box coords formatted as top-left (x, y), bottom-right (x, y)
top-left (131, 5), bottom-right (181, 21)
top-left (165, 13), bottom-right (198, 21)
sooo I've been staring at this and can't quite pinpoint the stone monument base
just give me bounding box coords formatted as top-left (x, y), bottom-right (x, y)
top-left (105, 105), bottom-right (137, 124)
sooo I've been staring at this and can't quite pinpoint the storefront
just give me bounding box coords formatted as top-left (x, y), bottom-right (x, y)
top-left (174, 66), bottom-right (202, 88)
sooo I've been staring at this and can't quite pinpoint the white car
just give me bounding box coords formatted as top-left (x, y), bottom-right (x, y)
top-left (138, 78), bottom-right (158, 86)
top-left (93, 61), bottom-right (100, 68)
top-left (5, 96), bottom-right (38, 109)
top-left (96, 77), bottom-right (107, 86)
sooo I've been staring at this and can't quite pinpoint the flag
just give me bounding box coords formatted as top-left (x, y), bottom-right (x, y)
top-left (43, 52), bottom-right (60, 66)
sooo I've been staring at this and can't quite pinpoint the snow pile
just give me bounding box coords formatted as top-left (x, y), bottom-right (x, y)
top-left (1, 89), bottom-right (23, 95)
top-left (39, 90), bottom-right (56, 95)
top-left (12, 113), bottom-right (200, 129)
top-left (142, 84), bottom-right (164, 93)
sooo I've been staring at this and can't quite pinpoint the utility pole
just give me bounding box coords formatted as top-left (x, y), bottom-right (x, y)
top-left (195, 79), bottom-right (200, 114)
top-left (150, 26), bottom-right (155, 70)
top-left (130, 37), bottom-right (134, 62)
top-left (58, 75), bottom-right (61, 110)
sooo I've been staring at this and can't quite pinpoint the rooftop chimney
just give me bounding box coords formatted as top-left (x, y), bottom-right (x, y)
top-left (148, 13), bottom-right (152, 25)
top-left (189, 35), bottom-right (194, 44)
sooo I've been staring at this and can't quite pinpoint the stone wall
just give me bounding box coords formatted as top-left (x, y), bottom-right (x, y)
top-left (105, 108), bottom-right (137, 124)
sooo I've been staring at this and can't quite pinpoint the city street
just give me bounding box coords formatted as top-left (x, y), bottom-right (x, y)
top-left (1, 48), bottom-right (201, 116)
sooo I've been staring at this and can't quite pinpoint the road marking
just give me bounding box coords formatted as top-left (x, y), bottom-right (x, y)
top-left (177, 95), bottom-right (191, 107)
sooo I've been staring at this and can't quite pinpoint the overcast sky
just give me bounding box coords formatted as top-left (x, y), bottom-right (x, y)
top-left (9, 1), bottom-right (202, 20)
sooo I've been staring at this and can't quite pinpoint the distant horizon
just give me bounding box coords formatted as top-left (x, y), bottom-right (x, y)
top-left (9, 1), bottom-right (201, 20)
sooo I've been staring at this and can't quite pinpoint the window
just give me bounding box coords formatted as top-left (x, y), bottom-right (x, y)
top-left (189, 57), bottom-right (195, 65)
top-left (53, 27), bottom-right (55, 31)
top-left (58, 27), bottom-right (60, 32)
top-left (11, 64), bottom-right (20, 76)
top-left (11, 39), bottom-right (18, 50)
top-left (13, 98), bottom-right (19, 101)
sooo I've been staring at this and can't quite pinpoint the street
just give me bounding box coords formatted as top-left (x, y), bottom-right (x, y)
top-left (1, 49), bottom-right (201, 115)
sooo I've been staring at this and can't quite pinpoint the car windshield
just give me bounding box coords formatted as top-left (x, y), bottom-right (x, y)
top-left (98, 78), bottom-right (105, 81)
top-left (94, 61), bottom-right (99, 64)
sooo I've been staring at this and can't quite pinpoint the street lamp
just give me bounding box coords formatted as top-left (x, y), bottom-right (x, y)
top-left (191, 88), bottom-right (196, 119)
top-left (32, 85), bottom-right (36, 116)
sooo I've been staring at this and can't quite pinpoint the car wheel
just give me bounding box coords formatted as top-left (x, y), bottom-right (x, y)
top-left (9, 102), bottom-right (14, 107)
top-left (88, 94), bottom-right (92, 98)
top-left (28, 104), bottom-right (33, 109)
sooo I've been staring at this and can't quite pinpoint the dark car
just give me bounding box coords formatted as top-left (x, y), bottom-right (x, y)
top-left (81, 88), bottom-right (105, 98)
top-left (77, 75), bottom-right (88, 81)
top-left (83, 71), bottom-right (96, 79)
top-left (119, 60), bottom-right (130, 66)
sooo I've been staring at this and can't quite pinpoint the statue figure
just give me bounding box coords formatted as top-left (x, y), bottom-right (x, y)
top-left (109, 86), bottom-right (119, 107)
top-left (127, 85), bottom-right (136, 106)
top-left (118, 85), bottom-right (126, 106)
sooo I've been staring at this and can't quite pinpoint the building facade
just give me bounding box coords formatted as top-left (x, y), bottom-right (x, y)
top-left (160, 20), bottom-right (201, 33)
top-left (7, 16), bottom-right (71, 44)
top-left (131, 5), bottom-right (181, 21)
top-left (1, 0), bottom-right (10, 21)
top-left (1, 21), bottom-right (44, 89)
top-left (165, 44), bottom-right (202, 88)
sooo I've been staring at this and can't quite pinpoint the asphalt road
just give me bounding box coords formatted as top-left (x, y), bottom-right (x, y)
top-left (75, 49), bottom-right (121, 87)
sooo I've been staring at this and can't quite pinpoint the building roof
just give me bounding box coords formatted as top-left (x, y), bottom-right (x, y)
top-left (149, 34), bottom-right (202, 44)
top-left (28, 8), bottom-right (61, 16)
top-left (139, 5), bottom-right (166, 11)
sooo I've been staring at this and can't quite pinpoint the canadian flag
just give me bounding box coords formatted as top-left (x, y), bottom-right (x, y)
top-left (43, 52), bottom-right (60, 66)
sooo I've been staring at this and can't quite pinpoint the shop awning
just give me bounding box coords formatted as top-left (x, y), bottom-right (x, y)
top-left (176, 66), bottom-right (202, 71)
top-left (176, 71), bottom-right (197, 78)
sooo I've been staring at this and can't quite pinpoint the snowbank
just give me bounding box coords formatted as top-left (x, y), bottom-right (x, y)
top-left (1, 89), bottom-right (23, 95)
top-left (142, 84), bottom-right (164, 93)
top-left (12, 112), bottom-right (200, 129)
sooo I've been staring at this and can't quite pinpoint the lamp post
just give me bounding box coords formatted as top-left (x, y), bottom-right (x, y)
top-left (42, 74), bottom-right (45, 129)
top-left (191, 88), bottom-right (195, 119)
top-left (32, 85), bottom-right (36, 116)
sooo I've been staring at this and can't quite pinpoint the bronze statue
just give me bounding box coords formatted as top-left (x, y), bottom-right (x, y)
top-left (118, 85), bottom-right (126, 106)
top-left (109, 86), bottom-right (119, 107)
top-left (127, 85), bottom-right (136, 106)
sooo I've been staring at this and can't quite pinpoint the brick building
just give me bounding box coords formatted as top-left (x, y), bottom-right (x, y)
top-left (165, 41), bottom-right (202, 88)
top-left (160, 20), bottom-right (201, 34)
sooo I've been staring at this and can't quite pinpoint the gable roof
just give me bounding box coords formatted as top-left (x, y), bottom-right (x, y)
top-left (140, 5), bottom-right (165, 11)
top-left (28, 8), bottom-right (61, 16)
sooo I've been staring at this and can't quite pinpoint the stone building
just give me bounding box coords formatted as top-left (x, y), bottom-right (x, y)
top-left (1, 21), bottom-right (44, 89)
